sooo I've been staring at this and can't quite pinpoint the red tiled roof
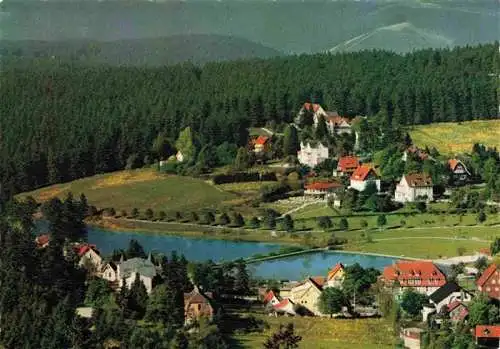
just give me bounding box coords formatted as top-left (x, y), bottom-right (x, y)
top-left (274, 298), bottom-right (293, 309)
top-left (74, 244), bottom-right (98, 257)
top-left (304, 181), bottom-right (343, 191)
top-left (476, 264), bottom-right (497, 287)
top-left (475, 325), bottom-right (500, 338)
top-left (351, 165), bottom-right (378, 181)
top-left (309, 276), bottom-right (326, 288)
top-left (327, 263), bottom-right (344, 281)
top-left (303, 102), bottom-right (322, 113)
top-left (35, 234), bottom-right (50, 247)
top-left (404, 173), bottom-right (433, 187)
top-left (338, 156), bottom-right (360, 172)
top-left (264, 290), bottom-right (277, 304)
top-left (255, 136), bottom-right (269, 145)
top-left (448, 159), bottom-right (460, 171)
top-left (382, 261), bottom-right (446, 287)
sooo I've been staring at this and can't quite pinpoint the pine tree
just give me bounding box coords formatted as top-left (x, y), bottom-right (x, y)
top-left (283, 125), bottom-right (299, 156)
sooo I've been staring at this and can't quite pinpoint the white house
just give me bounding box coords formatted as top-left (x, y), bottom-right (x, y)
top-left (394, 173), bottom-right (433, 203)
top-left (350, 165), bottom-right (381, 192)
top-left (297, 141), bottom-right (329, 168)
top-left (75, 244), bottom-right (103, 273)
top-left (176, 151), bottom-right (184, 162)
top-left (324, 115), bottom-right (352, 135)
top-left (101, 255), bottom-right (157, 294)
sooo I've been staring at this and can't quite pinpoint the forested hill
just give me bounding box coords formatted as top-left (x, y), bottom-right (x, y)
top-left (0, 43), bottom-right (498, 196)
top-left (0, 35), bottom-right (284, 66)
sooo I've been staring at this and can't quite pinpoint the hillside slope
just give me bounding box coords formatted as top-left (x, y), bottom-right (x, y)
top-left (409, 120), bottom-right (500, 155)
top-left (1, 35), bottom-right (283, 66)
top-left (329, 22), bottom-right (453, 53)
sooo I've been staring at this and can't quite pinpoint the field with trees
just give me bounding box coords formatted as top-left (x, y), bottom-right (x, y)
top-left (409, 120), bottom-right (500, 155)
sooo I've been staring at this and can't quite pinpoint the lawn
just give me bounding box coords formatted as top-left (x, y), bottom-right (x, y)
top-left (409, 120), bottom-right (500, 155)
top-left (17, 169), bottom-right (240, 213)
top-left (233, 314), bottom-right (395, 349)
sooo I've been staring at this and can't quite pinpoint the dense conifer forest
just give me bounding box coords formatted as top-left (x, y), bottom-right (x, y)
top-left (0, 43), bottom-right (498, 195)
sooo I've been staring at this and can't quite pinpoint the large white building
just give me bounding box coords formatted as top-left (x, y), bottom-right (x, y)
top-left (394, 173), bottom-right (433, 203)
top-left (101, 255), bottom-right (157, 294)
top-left (297, 141), bottom-right (329, 168)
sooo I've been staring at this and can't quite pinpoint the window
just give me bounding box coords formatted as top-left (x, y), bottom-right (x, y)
top-left (198, 304), bottom-right (201, 311)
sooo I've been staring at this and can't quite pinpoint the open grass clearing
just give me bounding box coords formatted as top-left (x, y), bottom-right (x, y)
top-left (232, 313), bottom-right (395, 349)
top-left (17, 169), bottom-right (240, 213)
top-left (409, 120), bottom-right (500, 155)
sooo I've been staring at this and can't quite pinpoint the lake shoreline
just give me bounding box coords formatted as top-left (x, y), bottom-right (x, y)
top-left (88, 218), bottom-right (418, 262)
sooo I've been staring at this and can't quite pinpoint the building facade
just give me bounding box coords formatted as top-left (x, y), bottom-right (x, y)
top-left (394, 173), bottom-right (433, 203)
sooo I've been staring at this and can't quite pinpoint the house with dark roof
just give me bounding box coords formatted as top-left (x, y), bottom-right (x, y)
top-left (184, 286), bottom-right (214, 324)
top-left (476, 264), bottom-right (500, 301)
top-left (350, 165), bottom-right (381, 192)
top-left (117, 255), bottom-right (157, 294)
top-left (422, 281), bottom-right (472, 321)
top-left (382, 260), bottom-right (447, 296)
top-left (394, 173), bottom-right (433, 203)
top-left (448, 159), bottom-right (471, 184)
top-left (334, 156), bottom-right (360, 177)
top-left (475, 325), bottom-right (500, 348)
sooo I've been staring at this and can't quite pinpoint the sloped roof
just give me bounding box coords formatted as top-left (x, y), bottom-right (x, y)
top-left (338, 156), bottom-right (360, 172)
top-left (303, 102), bottom-right (322, 113)
top-left (404, 173), bottom-right (433, 187)
top-left (120, 257), bottom-right (156, 278)
top-left (475, 325), bottom-right (500, 338)
top-left (351, 165), bottom-right (378, 181)
top-left (429, 282), bottom-right (461, 304)
top-left (184, 286), bottom-right (213, 306)
top-left (327, 263), bottom-right (344, 281)
top-left (309, 276), bottom-right (326, 289)
top-left (255, 135), bottom-right (269, 145)
top-left (383, 261), bottom-right (447, 287)
top-left (74, 243), bottom-right (99, 257)
top-left (305, 181), bottom-right (343, 191)
top-left (264, 290), bottom-right (279, 304)
top-left (35, 234), bottom-right (50, 247)
top-left (476, 263), bottom-right (497, 287)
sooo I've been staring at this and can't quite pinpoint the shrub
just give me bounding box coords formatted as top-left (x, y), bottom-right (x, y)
top-left (131, 208), bottom-right (139, 218)
top-left (339, 218), bottom-right (348, 231)
top-left (249, 216), bottom-right (260, 229)
top-left (360, 219), bottom-right (368, 229)
top-left (218, 213), bottom-right (231, 226)
top-left (120, 210), bottom-right (128, 218)
top-left (231, 212), bottom-right (245, 227)
top-left (317, 216), bottom-right (332, 231)
top-left (157, 211), bottom-right (167, 221)
top-left (477, 211), bottom-right (487, 223)
top-left (175, 211), bottom-right (183, 221)
top-left (201, 211), bottom-right (216, 225)
top-left (145, 208), bottom-right (154, 220)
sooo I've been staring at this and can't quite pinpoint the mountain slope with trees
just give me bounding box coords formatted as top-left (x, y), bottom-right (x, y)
top-left (0, 43), bottom-right (497, 196)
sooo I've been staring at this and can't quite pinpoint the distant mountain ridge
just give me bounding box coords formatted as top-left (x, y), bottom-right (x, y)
top-left (0, 35), bottom-right (284, 65)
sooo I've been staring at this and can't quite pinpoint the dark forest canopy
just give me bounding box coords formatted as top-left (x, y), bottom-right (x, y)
top-left (0, 43), bottom-right (498, 196)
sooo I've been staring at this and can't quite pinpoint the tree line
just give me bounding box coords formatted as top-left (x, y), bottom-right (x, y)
top-left (0, 43), bottom-right (497, 196)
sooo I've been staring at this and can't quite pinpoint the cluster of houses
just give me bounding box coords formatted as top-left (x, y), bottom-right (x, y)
top-left (35, 235), bottom-right (214, 324)
top-left (261, 259), bottom-right (500, 348)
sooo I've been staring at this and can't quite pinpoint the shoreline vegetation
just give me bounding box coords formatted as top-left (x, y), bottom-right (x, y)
top-left (87, 217), bottom-right (493, 261)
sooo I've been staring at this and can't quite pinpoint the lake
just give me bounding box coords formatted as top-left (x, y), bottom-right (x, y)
top-left (36, 223), bottom-right (396, 280)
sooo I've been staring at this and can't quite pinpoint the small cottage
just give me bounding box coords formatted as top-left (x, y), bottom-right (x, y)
top-left (350, 165), bottom-right (381, 192)
top-left (304, 181), bottom-right (343, 200)
top-left (448, 159), bottom-right (471, 183)
top-left (475, 325), bottom-right (500, 348)
top-left (253, 135), bottom-right (270, 154)
top-left (401, 328), bottom-right (425, 349)
top-left (394, 173), bottom-right (433, 203)
top-left (184, 286), bottom-right (214, 324)
top-left (325, 263), bottom-right (345, 288)
top-left (75, 243), bottom-right (103, 273)
top-left (333, 156), bottom-right (360, 177)
top-left (476, 264), bottom-right (500, 301)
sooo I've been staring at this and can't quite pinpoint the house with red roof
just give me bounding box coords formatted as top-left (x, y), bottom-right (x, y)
top-left (74, 243), bottom-right (102, 272)
top-left (304, 181), bottom-right (343, 200)
top-left (448, 158), bottom-right (471, 183)
top-left (476, 264), bottom-right (500, 301)
top-left (334, 156), bottom-right (360, 177)
top-left (35, 234), bottom-right (50, 248)
top-left (253, 135), bottom-right (270, 154)
top-left (263, 290), bottom-right (281, 306)
top-left (475, 325), bottom-right (500, 348)
top-left (447, 301), bottom-right (469, 323)
top-left (382, 260), bottom-right (447, 296)
top-left (402, 146), bottom-right (429, 162)
top-left (297, 141), bottom-right (329, 168)
top-left (394, 173), bottom-right (433, 203)
top-left (270, 298), bottom-right (296, 316)
top-left (325, 263), bottom-right (345, 288)
top-left (350, 165), bottom-right (381, 192)
top-left (296, 103), bottom-right (328, 125)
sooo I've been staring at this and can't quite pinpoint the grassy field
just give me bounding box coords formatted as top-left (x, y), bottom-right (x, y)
top-left (17, 169), bottom-right (241, 213)
top-left (233, 314), bottom-right (395, 349)
top-left (409, 120), bottom-right (500, 155)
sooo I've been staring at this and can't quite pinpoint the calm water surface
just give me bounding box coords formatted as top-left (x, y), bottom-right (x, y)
top-left (36, 222), bottom-right (395, 279)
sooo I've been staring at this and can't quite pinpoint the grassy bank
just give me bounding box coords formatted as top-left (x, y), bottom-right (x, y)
top-left (409, 120), bottom-right (500, 155)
